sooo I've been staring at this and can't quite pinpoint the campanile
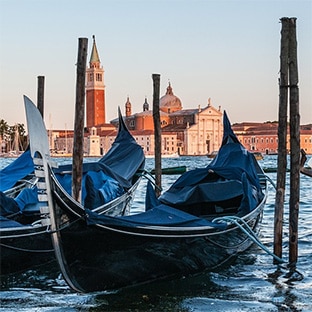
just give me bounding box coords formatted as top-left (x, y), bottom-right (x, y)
top-left (86, 35), bottom-right (105, 128)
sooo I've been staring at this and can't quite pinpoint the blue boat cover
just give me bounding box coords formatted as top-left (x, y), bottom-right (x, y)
top-left (54, 167), bottom-right (125, 208)
top-left (0, 191), bottom-right (20, 217)
top-left (98, 107), bottom-right (145, 182)
top-left (53, 108), bottom-right (145, 209)
top-left (86, 204), bottom-right (226, 229)
top-left (159, 111), bottom-right (264, 214)
top-left (85, 181), bottom-right (226, 229)
top-left (0, 187), bottom-right (40, 218)
top-left (0, 215), bottom-right (24, 228)
top-left (0, 148), bottom-right (34, 192)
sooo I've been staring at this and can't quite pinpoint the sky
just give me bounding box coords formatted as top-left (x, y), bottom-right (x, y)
top-left (0, 0), bottom-right (311, 131)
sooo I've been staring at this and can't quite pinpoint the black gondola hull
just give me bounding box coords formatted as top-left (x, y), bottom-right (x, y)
top-left (1, 99), bottom-right (145, 277)
top-left (48, 110), bottom-right (268, 293)
top-left (0, 226), bottom-right (54, 275)
top-left (51, 189), bottom-right (264, 292)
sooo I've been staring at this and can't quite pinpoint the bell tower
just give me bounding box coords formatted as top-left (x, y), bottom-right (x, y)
top-left (86, 35), bottom-right (105, 128)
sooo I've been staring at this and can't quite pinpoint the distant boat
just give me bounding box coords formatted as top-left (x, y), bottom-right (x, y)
top-left (262, 167), bottom-right (290, 173)
top-left (150, 165), bottom-right (187, 175)
top-left (145, 152), bottom-right (180, 159)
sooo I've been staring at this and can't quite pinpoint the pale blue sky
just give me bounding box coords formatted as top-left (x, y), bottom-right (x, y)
top-left (0, 0), bottom-right (311, 130)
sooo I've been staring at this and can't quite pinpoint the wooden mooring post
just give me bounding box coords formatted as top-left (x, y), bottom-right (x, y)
top-left (152, 73), bottom-right (161, 197)
top-left (274, 17), bottom-right (300, 265)
top-left (274, 17), bottom-right (289, 263)
top-left (72, 38), bottom-right (88, 203)
top-left (288, 17), bottom-right (300, 265)
top-left (37, 76), bottom-right (45, 117)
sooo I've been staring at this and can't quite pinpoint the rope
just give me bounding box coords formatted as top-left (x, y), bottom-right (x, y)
top-left (137, 169), bottom-right (162, 192)
top-left (212, 215), bottom-right (285, 264)
top-left (258, 173), bottom-right (276, 190)
top-left (0, 242), bottom-right (54, 253)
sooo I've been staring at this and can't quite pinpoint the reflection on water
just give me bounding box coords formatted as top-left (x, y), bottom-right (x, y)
top-left (1, 155), bottom-right (312, 311)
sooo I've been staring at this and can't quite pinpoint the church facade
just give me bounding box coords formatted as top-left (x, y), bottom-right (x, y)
top-left (111, 83), bottom-right (223, 156)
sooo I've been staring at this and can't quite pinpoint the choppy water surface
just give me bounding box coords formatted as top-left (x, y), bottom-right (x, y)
top-left (1, 155), bottom-right (311, 312)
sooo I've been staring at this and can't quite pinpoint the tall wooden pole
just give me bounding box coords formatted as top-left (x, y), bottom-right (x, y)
top-left (37, 76), bottom-right (45, 117)
top-left (274, 17), bottom-right (289, 262)
top-left (152, 73), bottom-right (161, 197)
top-left (288, 17), bottom-right (300, 265)
top-left (72, 38), bottom-right (88, 202)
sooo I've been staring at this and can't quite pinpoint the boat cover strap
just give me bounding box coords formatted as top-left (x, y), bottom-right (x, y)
top-left (85, 205), bottom-right (226, 229)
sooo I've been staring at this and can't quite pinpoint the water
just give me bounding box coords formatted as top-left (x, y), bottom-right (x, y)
top-left (1, 155), bottom-right (312, 311)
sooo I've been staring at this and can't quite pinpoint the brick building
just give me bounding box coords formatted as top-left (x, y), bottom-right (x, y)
top-left (232, 122), bottom-right (312, 155)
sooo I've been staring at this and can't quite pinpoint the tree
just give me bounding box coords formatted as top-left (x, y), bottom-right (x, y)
top-left (0, 119), bottom-right (27, 152)
top-left (0, 119), bottom-right (9, 138)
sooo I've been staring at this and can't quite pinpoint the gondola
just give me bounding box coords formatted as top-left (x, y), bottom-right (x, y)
top-left (0, 148), bottom-right (51, 276)
top-left (0, 96), bottom-right (145, 276)
top-left (48, 110), bottom-right (268, 293)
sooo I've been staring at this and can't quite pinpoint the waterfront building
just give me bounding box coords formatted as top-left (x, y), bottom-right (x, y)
top-left (232, 122), bottom-right (312, 155)
top-left (50, 37), bottom-right (312, 157)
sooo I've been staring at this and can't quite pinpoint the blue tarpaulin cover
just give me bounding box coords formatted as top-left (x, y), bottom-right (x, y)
top-left (0, 148), bottom-right (34, 192)
top-left (98, 109), bottom-right (145, 183)
top-left (159, 111), bottom-right (264, 214)
top-left (85, 180), bottom-right (226, 229)
top-left (0, 215), bottom-right (24, 228)
top-left (86, 204), bottom-right (225, 229)
top-left (54, 167), bottom-right (125, 208)
top-left (53, 108), bottom-right (145, 208)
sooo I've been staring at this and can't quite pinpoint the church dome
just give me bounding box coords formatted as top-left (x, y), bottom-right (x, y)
top-left (159, 82), bottom-right (182, 113)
